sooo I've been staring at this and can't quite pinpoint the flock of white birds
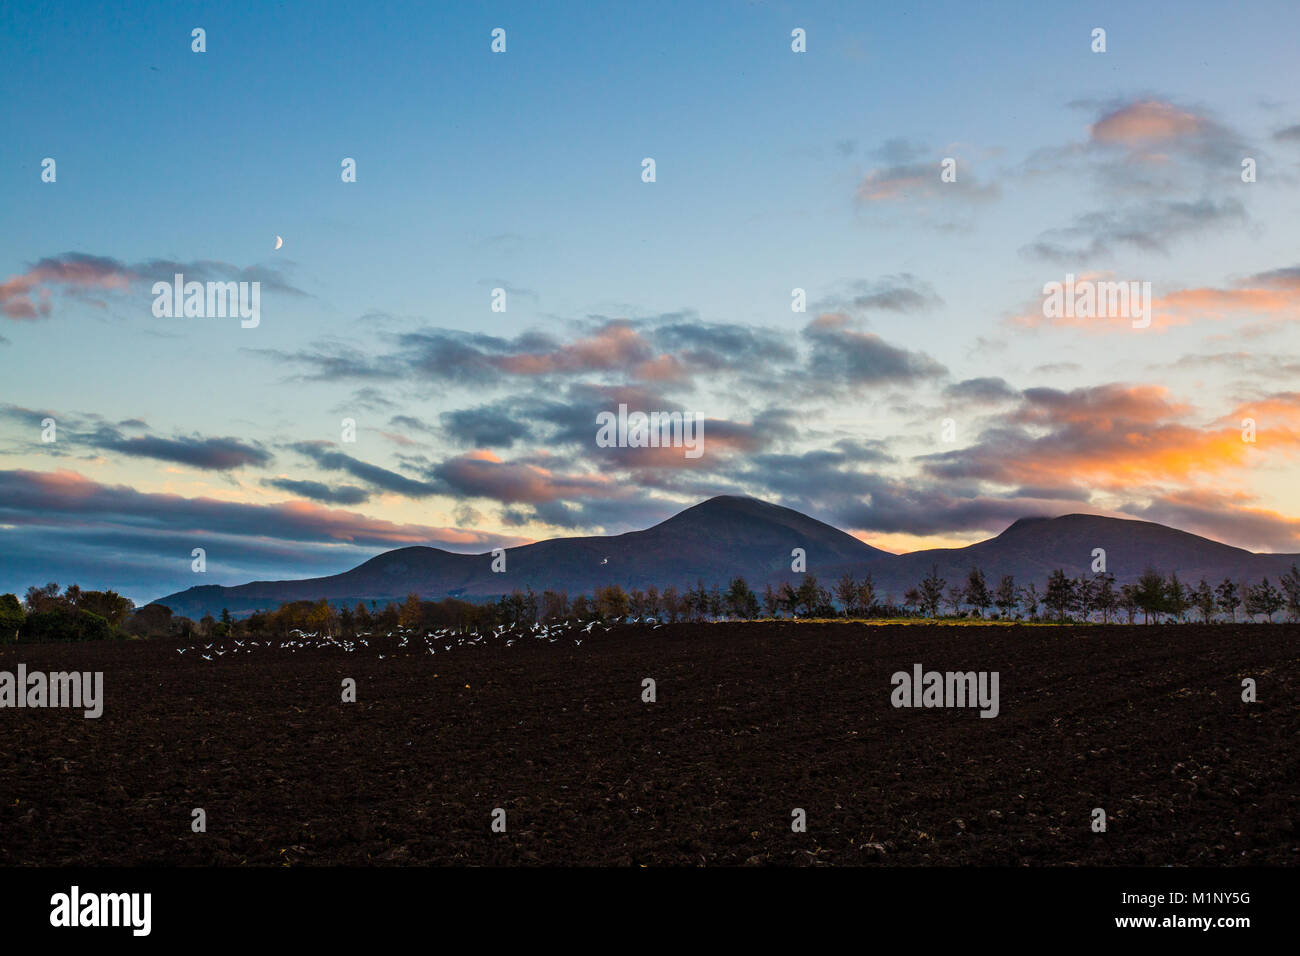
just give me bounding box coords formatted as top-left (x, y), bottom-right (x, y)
top-left (174, 617), bottom-right (667, 662)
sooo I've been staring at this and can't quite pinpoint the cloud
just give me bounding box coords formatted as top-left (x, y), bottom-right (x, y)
top-left (1010, 262), bottom-right (1300, 334)
top-left (944, 377), bottom-right (1018, 403)
top-left (0, 468), bottom-right (512, 550)
top-left (856, 159), bottom-right (999, 203)
top-left (1089, 100), bottom-right (1209, 148)
top-left (1057, 96), bottom-right (1245, 173)
top-left (250, 342), bottom-right (403, 382)
top-left (1022, 197), bottom-right (1246, 262)
top-left (1032, 362), bottom-right (1081, 375)
top-left (263, 477), bottom-right (371, 505)
top-left (0, 251), bottom-right (306, 320)
top-left (0, 253), bottom-right (131, 318)
top-left (426, 450), bottom-right (622, 505)
top-left (440, 404), bottom-right (531, 448)
top-left (94, 432), bottom-right (272, 470)
top-left (252, 309), bottom-right (939, 406)
top-left (645, 319), bottom-right (797, 372)
top-left (288, 442), bottom-right (441, 497)
top-left (492, 322), bottom-right (656, 376)
top-left (812, 274), bottom-right (944, 315)
top-left (1154, 264), bottom-right (1300, 324)
top-left (0, 406), bottom-right (271, 471)
top-left (1020, 99), bottom-right (1252, 262)
top-left (801, 314), bottom-right (947, 387)
top-left (917, 383), bottom-right (1288, 492)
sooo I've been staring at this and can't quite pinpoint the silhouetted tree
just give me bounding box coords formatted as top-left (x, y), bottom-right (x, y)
top-left (541, 589), bottom-right (570, 622)
top-left (778, 582), bottom-right (798, 617)
top-left (1214, 579), bottom-right (1241, 623)
top-left (725, 577), bottom-right (760, 619)
top-left (708, 584), bottom-right (724, 619)
top-left (1119, 584), bottom-right (1138, 624)
top-left (1245, 578), bottom-right (1284, 622)
top-left (24, 582), bottom-right (63, 614)
top-left (399, 592), bottom-right (423, 629)
top-left (1279, 564), bottom-right (1300, 621)
top-left (834, 574), bottom-right (859, 617)
top-left (1044, 569), bottom-right (1076, 623)
top-left (77, 590), bottom-right (133, 627)
top-left (595, 584), bottom-right (630, 620)
top-left (1019, 582), bottom-right (1040, 619)
top-left (794, 575), bottom-right (825, 617)
top-left (856, 573), bottom-right (876, 617)
top-left (346, 602), bottom-right (367, 632)
top-left (994, 575), bottom-right (1017, 619)
top-left (1076, 575), bottom-right (1096, 622)
top-left (919, 566), bottom-right (945, 618)
top-left (1094, 573), bottom-right (1118, 624)
top-left (644, 585), bottom-right (662, 621)
top-left (661, 586), bottom-right (681, 623)
top-left (964, 567), bottom-right (991, 617)
top-left (1193, 578), bottom-right (1215, 623)
top-left (1134, 567), bottom-right (1168, 624)
top-left (571, 593), bottom-right (593, 620)
top-left (0, 594), bottom-right (24, 642)
top-left (1165, 572), bottom-right (1189, 623)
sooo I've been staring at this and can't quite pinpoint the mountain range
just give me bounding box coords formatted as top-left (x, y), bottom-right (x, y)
top-left (154, 495), bottom-right (1300, 618)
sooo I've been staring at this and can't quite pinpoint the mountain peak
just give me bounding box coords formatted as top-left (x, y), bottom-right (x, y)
top-left (1001, 515), bottom-right (1052, 533)
top-left (682, 494), bottom-right (773, 515)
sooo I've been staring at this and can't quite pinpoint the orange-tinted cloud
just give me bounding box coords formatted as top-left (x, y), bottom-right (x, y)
top-left (923, 384), bottom-right (1298, 492)
top-left (1, 252), bottom-right (306, 320)
top-left (1010, 265), bottom-right (1300, 333)
top-left (493, 322), bottom-right (652, 376)
top-left (429, 450), bottom-right (621, 504)
top-left (1155, 266), bottom-right (1300, 324)
top-left (0, 254), bottom-right (132, 318)
top-left (1089, 100), bottom-right (1207, 147)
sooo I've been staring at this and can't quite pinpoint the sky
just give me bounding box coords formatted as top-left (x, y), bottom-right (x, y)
top-left (3, 0), bottom-right (1300, 604)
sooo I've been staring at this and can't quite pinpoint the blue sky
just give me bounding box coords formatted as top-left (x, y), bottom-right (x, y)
top-left (4, 0), bottom-right (1300, 604)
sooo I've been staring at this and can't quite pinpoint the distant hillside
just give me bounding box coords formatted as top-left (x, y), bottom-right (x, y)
top-left (844, 513), bottom-right (1300, 600)
top-left (154, 495), bottom-right (884, 618)
top-left (153, 496), bottom-right (1300, 618)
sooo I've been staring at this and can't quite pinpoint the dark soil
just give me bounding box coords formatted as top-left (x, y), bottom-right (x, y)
top-left (1, 622), bottom-right (1296, 866)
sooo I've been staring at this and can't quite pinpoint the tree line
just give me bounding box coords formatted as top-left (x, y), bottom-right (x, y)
top-left (899, 564), bottom-right (1297, 623)
top-left (3, 563), bottom-right (1298, 643)
top-left (0, 583), bottom-right (135, 643)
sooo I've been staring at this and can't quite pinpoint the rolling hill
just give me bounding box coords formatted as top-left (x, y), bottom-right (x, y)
top-left (153, 495), bottom-right (1300, 618)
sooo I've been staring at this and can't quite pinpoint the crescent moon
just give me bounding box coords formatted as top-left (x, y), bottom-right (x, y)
top-left (274, 235), bottom-right (283, 250)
